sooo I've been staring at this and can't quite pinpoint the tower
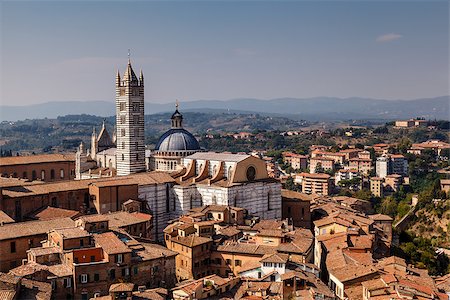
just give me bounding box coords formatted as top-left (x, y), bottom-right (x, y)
top-left (115, 58), bottom-right (146, 175)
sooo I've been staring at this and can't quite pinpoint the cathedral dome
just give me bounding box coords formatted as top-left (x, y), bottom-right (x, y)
top-left (155, 128), bottom-right (200, 151)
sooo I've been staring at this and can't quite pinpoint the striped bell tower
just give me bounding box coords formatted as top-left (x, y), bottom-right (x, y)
top-left (115, 57), bottom-right (146, 175)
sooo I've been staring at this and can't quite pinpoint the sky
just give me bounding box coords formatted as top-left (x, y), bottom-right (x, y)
top-left (0, 0), bottom-right (448, 106)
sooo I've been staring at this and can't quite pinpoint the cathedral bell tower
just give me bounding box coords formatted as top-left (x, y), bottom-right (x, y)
top-left (115, 57), bottom-right (146, 175)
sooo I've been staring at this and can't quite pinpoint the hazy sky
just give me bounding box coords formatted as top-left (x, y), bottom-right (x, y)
top-left (1, 0), bottom-right (448, 106)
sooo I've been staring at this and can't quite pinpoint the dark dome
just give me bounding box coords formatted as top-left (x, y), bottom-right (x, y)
top-left (155, 128), bottom-right (200, 151)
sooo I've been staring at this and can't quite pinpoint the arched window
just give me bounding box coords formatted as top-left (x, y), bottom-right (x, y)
top-left (227, 166), bottom-right (233, 179)
top-left (32, 170), bottom-right (37, 180)
top-left (122, 154), bottom-right (125, 161)
top-left (23, 171), bottom-right (27, 179)
top-left (60, 169), bottom-right (64, 179)
top-left (108, 159), bottom-right (112, 168)
top-left (212, 195), bottom-right (217, 205)
top-left (267, 190), bottom-right (272, 211)
top-left (40, 170), bottom-right (45, 180)
top-left (212, 165), bottom-right (217, 176)
top-left (50, 169), bottom-right (55, 180)
top-left (190, 195), bottom-right (194, 210)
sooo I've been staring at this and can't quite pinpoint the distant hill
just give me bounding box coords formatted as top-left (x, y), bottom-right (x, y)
top-left (1, 96), bottom-right (448, 121)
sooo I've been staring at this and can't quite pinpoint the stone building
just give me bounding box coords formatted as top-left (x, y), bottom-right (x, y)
top-left (0, 153), bottom-right (75, 182)
top-left (9, 221), bottom-right (177, 300)
top-left (171, 152), bottom-right (282, 222)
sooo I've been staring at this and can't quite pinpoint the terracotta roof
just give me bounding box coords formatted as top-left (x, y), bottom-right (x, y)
top-left (53, 227), bottom-right (90, 239)
top-left (94, 232), bottom-right (132, 254)
top-left (0, 290), bottom-right (15, 300)
top-left (378, 256), bottom-right (407, 267)
top-left (136, 242), bottom-right (178, 261)
top-left (260, 253), bottom-right (288, 264)
top-left (30, 206), bottom-right (80, 220)
top-left (329, 263), bottom-right (377, 283)
top-left (218, 226), bottom-right (241, 237)
top-left (298, 172), bottom-right (331, 179)
top-left (216, 242), bottom-right (276, 256)
top-left (256, 229), bottom-right (285, 238)
top-left (0, 217), bottom-right (75, 241)
top-left (28, 246), bottom-right (61, 257)
top-left (2, 171), bottom-right (174, 198)
top-left (281, 189), bottom-right (312, 201)
top-left (369, 214), bottom-right (393, 221)
top-left (0, 272), bottom-right (21, 285)
top-left (252, 219), bottom-right (285, 231)
top-left (0, 153), bottom-right (75, 166)
top-left (0, 210), bottom-right (15, 224)
top-left (9, 262), bottom-right (48, 277)
top-left (313, 216), bottom-right (353, 228)
top-left (77, 214), bottom-right (109, 223)
top-left (101, 211), bottom-right (152, 228)
top-left (48, 264), bottom-right (72, 277)
top-left (0, 177), bottom-right (44, 188)
top-left (109, 282), bottom-right (134, 292)
top-left (172, 235), bottom-right (212, 247)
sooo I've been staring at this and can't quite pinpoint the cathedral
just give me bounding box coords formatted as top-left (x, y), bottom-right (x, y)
top-left (75, 57), bottom-right (282, 240)
top-left (75, 58), bottom-right (200, 178)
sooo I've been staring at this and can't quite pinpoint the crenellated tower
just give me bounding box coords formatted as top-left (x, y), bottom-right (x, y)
top-left (115, 58), bottom-right (146, 175)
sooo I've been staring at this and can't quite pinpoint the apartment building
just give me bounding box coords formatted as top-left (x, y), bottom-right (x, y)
top-left (282, 152), bottom-right (308, 170)
top-left (309, 157), bottom-right (334, 174)
top-left (295, 173), bottom-right (332, 196)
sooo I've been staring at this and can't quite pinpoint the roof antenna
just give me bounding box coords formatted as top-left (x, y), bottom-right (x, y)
top-left (176, 99), bottom-right (179, 110)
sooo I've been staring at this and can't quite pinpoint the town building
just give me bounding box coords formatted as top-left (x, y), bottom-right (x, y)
top-left (309, 157), bottom-right (334, 174)
top-left (334, 169), bottom-right (360, 188)
top-left (282, 152), bottom-right (308, 170)
top-left (395, 119), bottom-right (428, 128)
top-left (375, 156), bottom-right (390, 178)
top-left (0, 153), bottom-right (75, 182)
top-left (370, 177), bottom-right (384, 197)
top-left (295, 173), bottom-right (332, 196)
top-left (9, 220), bottom-right (177, 300)
top-left (408, 140), bottom-right (450, 156)
top-left (390, 154), bottom-right (408, 176)
top-left (281, 189), bottom-right (311, 229)
top-left (348, 158), bottom-right (372, 175)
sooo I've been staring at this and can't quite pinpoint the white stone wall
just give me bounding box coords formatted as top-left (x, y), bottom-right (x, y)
top-left (139, 180), bottom-right (282, 241)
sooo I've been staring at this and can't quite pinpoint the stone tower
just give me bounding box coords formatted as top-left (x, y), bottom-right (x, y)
top-left (115, 58), bottom-right (146, 175)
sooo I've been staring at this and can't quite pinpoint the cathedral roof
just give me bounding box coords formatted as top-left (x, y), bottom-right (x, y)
top-left (97, 122), bottom-right (114, 148)
top-left (155, 128), bottom-right (200, 152)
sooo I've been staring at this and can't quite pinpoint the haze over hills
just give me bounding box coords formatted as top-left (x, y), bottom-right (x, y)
top-left (1, 96), bottom-right (448, 122)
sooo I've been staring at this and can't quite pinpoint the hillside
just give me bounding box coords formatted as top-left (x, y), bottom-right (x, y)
top-left (0, 112), bottom-right (308, 153)
top-left (1, 96), bottom-right (449, 121)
